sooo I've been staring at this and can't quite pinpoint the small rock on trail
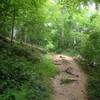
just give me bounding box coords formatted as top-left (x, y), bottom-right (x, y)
top-left (52, 54), bottom-right (88, 100)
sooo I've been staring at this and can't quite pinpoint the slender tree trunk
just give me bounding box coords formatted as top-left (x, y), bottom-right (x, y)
top-left (11, 7), bottom-right (15, 47)
top-left (96, 3), bottom-right (99, 11)
top-left (61, 6), bottom-right (65, 48)
top-left (24, 34), bottom-right (27, 43)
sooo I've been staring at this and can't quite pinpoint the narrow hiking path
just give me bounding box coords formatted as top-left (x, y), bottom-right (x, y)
top-left (52, 54), bottom-right (88, 100)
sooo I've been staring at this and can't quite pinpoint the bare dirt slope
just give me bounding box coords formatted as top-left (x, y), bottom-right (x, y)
top-left (52, 54), bottom-right (88, 100)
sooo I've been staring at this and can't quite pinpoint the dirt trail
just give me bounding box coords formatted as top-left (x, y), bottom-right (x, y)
top-left (52, 54), bottom-right (88, 100)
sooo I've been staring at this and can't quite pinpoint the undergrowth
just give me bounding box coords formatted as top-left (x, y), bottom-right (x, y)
top-left (80, 61), bottom-right (100, 100)
top-left (0, 40), bottom-right (58, 100)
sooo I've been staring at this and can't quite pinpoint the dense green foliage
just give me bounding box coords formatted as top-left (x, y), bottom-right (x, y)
top-left (0, 40), bottom-right (58, 100)
top-left (0, 0), bottom-right (100, 100)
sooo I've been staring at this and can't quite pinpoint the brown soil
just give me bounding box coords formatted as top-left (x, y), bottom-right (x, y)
top-left (52, 54), bottom-right (88, 100)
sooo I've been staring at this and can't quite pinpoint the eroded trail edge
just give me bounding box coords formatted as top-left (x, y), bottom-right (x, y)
top-left (52, 54), bottom-right (88, 100)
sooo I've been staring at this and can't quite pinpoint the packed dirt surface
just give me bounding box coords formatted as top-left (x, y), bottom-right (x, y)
top-left (52, 54), bottom-right (88, 100)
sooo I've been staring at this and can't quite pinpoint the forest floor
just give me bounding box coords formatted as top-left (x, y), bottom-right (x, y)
top-left (51, 53), bottom-right (88, 100)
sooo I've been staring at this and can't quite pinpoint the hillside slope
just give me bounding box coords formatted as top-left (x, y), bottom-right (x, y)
top-left (0, 39), bottom-right (58, 100)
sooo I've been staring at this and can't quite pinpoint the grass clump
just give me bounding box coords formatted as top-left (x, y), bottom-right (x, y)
top-left (33, 54), bottom-right (59, 77)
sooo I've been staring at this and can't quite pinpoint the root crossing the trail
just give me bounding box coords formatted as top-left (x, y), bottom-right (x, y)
top-left (52, 54), bottom-right (88, 100)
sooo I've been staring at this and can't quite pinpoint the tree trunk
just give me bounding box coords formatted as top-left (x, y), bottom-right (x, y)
top-left (96, 3), bottom-right (99, 11)
top-left (61, 6), bottom-right (65, 47)
top-left (24, 34), bottom-right (27, 43)
top-left (11, 7), bottom-right (15, 47)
